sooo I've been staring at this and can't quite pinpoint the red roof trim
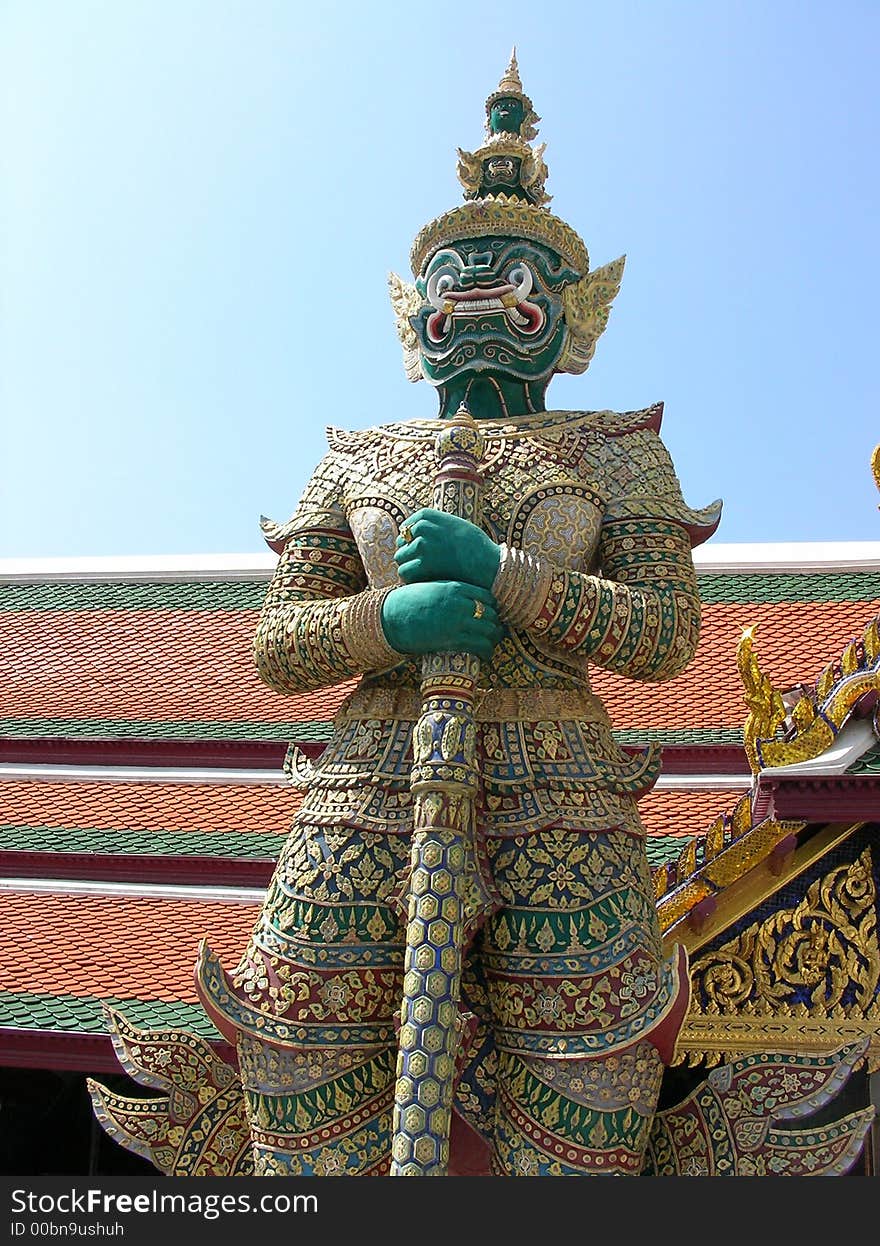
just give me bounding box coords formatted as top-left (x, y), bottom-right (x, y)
top-left (762, 774), bottom-right (880, 821)
top-left (656, 745), bottom-right (750, 774)
top-left (0, 851), bottom-right (275, 888)
top-left (0, 737), bottom-right (749, 775)
top-left (0, 1026), bottom-right (235, 1073)
top-left (0, 738), bottom-right (297, 768)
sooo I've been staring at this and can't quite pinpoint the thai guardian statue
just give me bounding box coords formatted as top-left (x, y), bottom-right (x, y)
top-left (187, 53), bottom-right (721, 1177)
top-left (189, 51), bottom-right (723, 1178)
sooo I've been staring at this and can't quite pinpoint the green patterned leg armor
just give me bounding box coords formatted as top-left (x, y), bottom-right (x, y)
top-left (200, 823), bottom-right (685, 1176)
top-left (482, 828), bottom-right (686, 1176)
top-left (199, 822), bottom-right (411, 1176)
top-left (492, 1045), bottom-right (664, 1175)
top-left (238, 1035), bottom-right (397, 1176)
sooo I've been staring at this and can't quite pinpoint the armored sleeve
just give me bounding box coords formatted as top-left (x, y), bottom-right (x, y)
top-left (492, 426), bottom-right (720, 682)
top-left (253, 451), bottom-right (404, 695)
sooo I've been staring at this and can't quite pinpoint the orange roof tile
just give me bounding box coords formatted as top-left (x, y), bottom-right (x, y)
top-left (0, 785), bottom-right (738, 1008)
top-left (593, 600), bottom-right (880, 730)
top-left (0, 778), bottom-right (300, 834)
top-left (2, 599), bottom-right (878, 739)
top-left (0, 890), bottom-right (258, 1002)
top-left (0, 608), bottom-right (353, 725)
top-left (0, 779), bottom-right (735, 848)
top-left (638, 788), bottom-right (742, 842)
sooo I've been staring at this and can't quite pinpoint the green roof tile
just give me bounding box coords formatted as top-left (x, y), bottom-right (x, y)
top-left (4, 571), bottom-right (880, 614)
top-left (0, 718), bottom-right (742, 747)
top-left (614, 728), bottom-right (744, 746)
top-left (697, 572), bottom-right (880, 605)
top-left (846, 743), bottom-right (880, 774)
top-left (0, 990), bottom-right (221, 1038)
top-left (0, 581), bottom-right (266, 612)
top-left (644, 836), bottom-right (693, 869)
top-left (0, 826), bottom-right (287, 859)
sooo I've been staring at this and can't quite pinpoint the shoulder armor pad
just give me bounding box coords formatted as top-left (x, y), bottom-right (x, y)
top-left (325, 425), bottom-right (362, 454)
top-left (601, 401), bottom-right (664, 437)
top-left (601, 420), bottom-right (723, 548)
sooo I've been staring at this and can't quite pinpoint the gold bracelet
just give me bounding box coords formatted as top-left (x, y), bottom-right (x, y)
top-left (491, 543), bottom-right (554, 628)
top-left (341, 588), bottom-right (405, 673)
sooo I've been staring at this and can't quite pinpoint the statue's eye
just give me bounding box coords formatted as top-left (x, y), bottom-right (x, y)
top-left (426, 251), bottom-right (463, 276)
top-left (506, 265), bottom-right (534, 298)
top-left (426, 267), bottom-right (459, 309)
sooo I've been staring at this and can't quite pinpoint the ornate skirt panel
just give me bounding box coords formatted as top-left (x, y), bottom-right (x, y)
top-left (196, 822), bottom-right (688, 1176)
top-left (285, 709), bottom-right (658, 839)
top-left (197, 826), bottom-right (409, 1051)
top-left (479, 829), bottom-right (674, 1057)
top-left (491, 1044), bottom-right (665, 1175)
top-left (237, 1035), bottom-right (394, 1176)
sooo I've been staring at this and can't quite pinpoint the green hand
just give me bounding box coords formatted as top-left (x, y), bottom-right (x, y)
top-left (395, 509), bottom-right (501, 590)
top-left (381, 581), bottom-right (503, 661)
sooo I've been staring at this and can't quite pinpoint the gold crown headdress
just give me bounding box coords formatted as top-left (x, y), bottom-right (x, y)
top-left (391, 51), bottom-right (625, 379)
top-left (409, 48), bottom-right (589, 275)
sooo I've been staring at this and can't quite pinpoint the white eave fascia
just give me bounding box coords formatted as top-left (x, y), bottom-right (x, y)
top-left (0, 552), bottom-right (277, 583)
top-left (0, 876), bottom-right (266, 903)
top-left (759, 716), bottom-right (878, 780)
top-left (0, 764), bottom-right (287, 785)
top-left (692, 541), bottom-right (880, 573)
top-left (0, 761), bottom-right (749, 790)
top-left (4, 541), bottom-right (880, 582)
top-left (653, 773), bottom-right (752, 791)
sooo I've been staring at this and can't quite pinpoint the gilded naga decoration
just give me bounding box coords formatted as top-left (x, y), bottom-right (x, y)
top-left (89, 51), bottom-right (874, 1179)
top-left (737, 624), bottom-right (788, 774)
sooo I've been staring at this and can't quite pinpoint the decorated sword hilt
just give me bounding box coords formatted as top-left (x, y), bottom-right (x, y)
top-left (431, 406), bottom-right (485, 530)
top-left (411, 405), bottom-right (485, 802)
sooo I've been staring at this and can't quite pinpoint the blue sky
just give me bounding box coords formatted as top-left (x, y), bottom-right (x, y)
top-left (2, 1), bottom-right (879, 557)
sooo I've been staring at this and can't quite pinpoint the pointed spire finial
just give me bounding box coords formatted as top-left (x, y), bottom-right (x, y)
top-left (497, 47), bottom-right (522, 97)
top-left (409, 51), bottom-right (593, 281)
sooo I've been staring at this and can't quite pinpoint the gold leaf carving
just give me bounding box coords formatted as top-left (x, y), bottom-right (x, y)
top-left (871, 442), bottom-right (880, 501)
top-left (557, 256), bottom-right (625, 377)
top-left (690, 847), bottom-right (878, 1027)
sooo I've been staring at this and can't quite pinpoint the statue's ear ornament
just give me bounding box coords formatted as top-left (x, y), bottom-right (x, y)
top-left (388, 271), bottom-right (424, 383)
top-left (519, 143), bottom-right (551, 203)
top-left (456, 147), bottom-right (484, 196)
top-left (558, 256), bottom-right (626, 375)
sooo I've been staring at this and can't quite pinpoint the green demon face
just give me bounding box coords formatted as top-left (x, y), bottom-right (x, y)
top-left (412, 236), bottom-right (580, 387)
top-left (489, 95), bottom-right (525, 134)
